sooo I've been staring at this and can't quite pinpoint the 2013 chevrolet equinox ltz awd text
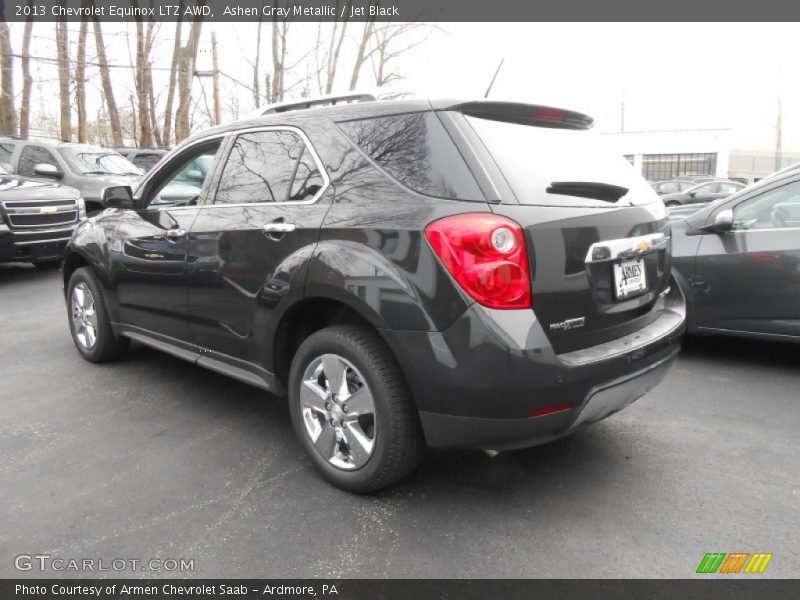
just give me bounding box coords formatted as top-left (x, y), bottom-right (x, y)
top-left (62, 96), bottom-right (686, 492)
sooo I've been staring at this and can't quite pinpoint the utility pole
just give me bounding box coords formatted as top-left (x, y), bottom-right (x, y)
top-left (211, 31), bottom-right (221, 126)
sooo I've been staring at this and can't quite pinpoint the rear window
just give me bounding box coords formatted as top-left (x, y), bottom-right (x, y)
top-left (337, 112), bottom-right (483, 201)
top-left (465, 116), bottom-right (657, 207)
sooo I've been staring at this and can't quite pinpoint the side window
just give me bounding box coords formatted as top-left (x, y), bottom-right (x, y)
top-left (146, 141), bottom-right (221, 207)
top-left (17, 146), bottom-right (58, 177)
top-left (692, 183), bottom-right (716, 195)
top-left (337, 112), bottom-right (482, 200)
top-left (131, 153), bottom-right (163, 172)
top-left (733, 180), bottom-right (800, 231)
top-left (0, 142), bottom-right (14, 169)
top-left (215, 130), bottom-right (325, 205)
top-left (718, 182), bottom-right (740, 193)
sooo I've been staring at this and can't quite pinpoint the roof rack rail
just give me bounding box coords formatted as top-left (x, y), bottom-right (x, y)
top-left (261, 92), bottom-right (376, 115)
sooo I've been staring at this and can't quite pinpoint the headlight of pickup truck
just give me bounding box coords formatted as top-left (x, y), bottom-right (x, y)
top-left (77, 196), bottom-right (86, 220)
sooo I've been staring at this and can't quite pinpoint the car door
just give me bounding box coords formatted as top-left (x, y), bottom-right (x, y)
top-left (14, 145), bottom-right (64, 179)
top-left (693, 177), bottom-right (800, 337)
top-left (109, 137), bottom-right (225, 343)
top-left (186, 126), bottom-right (331, 389)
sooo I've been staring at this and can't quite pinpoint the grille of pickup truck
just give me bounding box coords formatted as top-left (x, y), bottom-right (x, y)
top-left (2, 198), bottom-right (79, 229)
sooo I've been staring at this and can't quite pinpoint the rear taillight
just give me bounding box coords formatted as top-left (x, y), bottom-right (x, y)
top-left (425, 213), bottom-right (532, 309)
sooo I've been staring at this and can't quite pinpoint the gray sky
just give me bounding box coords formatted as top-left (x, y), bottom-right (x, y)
top-left (9, 21), bottom-right (798, 150)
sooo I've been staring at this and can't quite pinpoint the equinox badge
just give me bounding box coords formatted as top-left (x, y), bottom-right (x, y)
top-left (549, 317), bottom-right (586, 332)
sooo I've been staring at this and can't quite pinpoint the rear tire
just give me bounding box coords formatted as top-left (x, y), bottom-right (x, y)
top-left (67, 267), bottom-right (129, 362)
top-left (288, 325), bottom-right (425, 493)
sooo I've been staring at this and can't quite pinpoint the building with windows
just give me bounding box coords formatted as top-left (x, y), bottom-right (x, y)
top-left (603, 129), bottom-right (732, 182)
top-left (603, 128), bottom-right (798, 184)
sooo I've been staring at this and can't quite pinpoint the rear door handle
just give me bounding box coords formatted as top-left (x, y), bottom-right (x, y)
top-left (165, 228), bottom-right (186, 240)
top-left (262, 222), bottom-right (296, 233)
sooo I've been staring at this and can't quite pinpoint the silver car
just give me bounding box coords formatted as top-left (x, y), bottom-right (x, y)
top-left (0, 137), bottom-right (142, 214)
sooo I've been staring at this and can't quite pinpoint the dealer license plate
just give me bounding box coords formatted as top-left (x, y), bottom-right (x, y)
top-left (613, 258), bottom-right (646, 300)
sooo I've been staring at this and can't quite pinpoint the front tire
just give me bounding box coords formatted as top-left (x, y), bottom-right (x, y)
top-left (67, 267), bottom-right (129, 362)
top-left (288, 325), bottom-right (424, 493)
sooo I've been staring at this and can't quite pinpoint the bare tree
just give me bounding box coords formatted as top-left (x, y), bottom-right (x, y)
top-left (324, 2), bottom-right (350, 93)
top-left (75, 9), bottom-right (89, 143)
top-left (370, 23), bottom-right (432, 87)
top-left (270, 14), bottom-right (288, 103)
top-left (131, 0), bottom-right (157, 147)
top-left (175, 4), bottom-right (205, 142)
top-left (349, 9), bottom-right (377, 91)
top-left (55, 19), bottom-right (72, 140)
top-left (162, 0), bottom-right (184, 147)
top-left (0, 22), bottom-right (16, 135)
top-left (252, 2), bottom-right (265, 108)
top-left (19, 12), bottom-right (34, 138)
top-left (93, 18), bottom-right (123, 146)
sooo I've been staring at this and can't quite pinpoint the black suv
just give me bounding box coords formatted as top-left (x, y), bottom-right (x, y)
top-left (0, 164), bottom-right (85, 267)
top-left (62, 97), bottom-right (685, 492)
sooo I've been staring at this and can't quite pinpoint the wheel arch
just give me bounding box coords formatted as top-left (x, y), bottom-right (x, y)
top-left (272, 291), bottom-right (414, 403)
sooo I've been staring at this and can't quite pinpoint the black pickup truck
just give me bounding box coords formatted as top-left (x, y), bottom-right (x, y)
top-left (0, 164), bottom-right (85, 268)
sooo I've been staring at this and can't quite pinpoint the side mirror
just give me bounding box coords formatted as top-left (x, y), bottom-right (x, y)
top-left (689, 191), bottom-right (696, 198)
top-left (701, 208), bottom-right (734, 233)
top-left (102, 185), bottom-right (135, 209)
top-left (185, 170), bottom-right (205, 183)
top-left (33, 163), bottom-right (63, 179)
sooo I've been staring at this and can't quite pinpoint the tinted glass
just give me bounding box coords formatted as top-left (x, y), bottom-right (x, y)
top-left (718, 182), bottom-right (741, 193)
top-left (337, 112), bottom-right (482, 200)
top-left (0, 142), bottom-right (13, 168)
top-left (692, 183), bottom-right (717, 194)
top-left (148, 143), bottom-right (221, 207)
top-left (132, 154), bottom-right (164, 172)
top-left (466, 115), bottom-right (655, 206)
top-left (215, 130), bottom-right (324, 204)
top-left (18, 146), bottom-right (58, 176)
top-left (733, 180), bottom-right (800, 230)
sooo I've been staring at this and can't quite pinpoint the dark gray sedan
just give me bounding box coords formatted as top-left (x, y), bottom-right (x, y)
top-left (671, 169), bottom-right (800, 342)
top-left (662, 180), bottom-right (744, 207)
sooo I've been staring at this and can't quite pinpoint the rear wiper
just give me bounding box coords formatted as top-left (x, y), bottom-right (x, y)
top-left (547, 181), bottom-right (629, 203)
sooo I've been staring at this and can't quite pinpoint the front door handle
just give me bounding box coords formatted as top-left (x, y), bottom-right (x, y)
top-left (262, 222), bottom-right (296, 234)
top-left (165, 228), bottom-right (186, 240)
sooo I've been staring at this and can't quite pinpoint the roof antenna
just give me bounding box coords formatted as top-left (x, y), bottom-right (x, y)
top-left (484, 58), bottom-right (505, 98)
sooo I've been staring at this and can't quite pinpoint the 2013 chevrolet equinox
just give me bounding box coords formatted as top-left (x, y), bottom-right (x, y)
top-left (62, 96), bottom-right (686, 492)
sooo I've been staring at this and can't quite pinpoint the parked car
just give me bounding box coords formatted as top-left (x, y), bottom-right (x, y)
top-left (673, 175), bottom-right (725, 184)
top-left (651, 180), bottom-right (696, 196)
top-left (661, 180), bottom-right (744, 208)
top-left (0, 137), bottom-right (142, 214)
top-left (671, 169), bottom-right (800, 342)
top-left (115, 147), bottom-right (167, 173)
top-left (61, 97), bottom-right (685, 492)
top-left (0, 163), bottom-right (85, 268)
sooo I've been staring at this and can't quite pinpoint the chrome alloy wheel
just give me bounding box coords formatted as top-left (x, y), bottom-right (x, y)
top-left (71, 282), bottom-right (98, 350)
top-left (300, 354), bottom-right (377, 470)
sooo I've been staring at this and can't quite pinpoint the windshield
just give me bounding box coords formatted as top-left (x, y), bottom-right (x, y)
top-left (62, 148), bottom-right (142, 176)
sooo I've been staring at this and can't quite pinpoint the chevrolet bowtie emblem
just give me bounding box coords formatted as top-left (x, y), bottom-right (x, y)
top-left (40, 206), bottom-right (58, 215)
top-left (635, 240), bottom-right (651, 252)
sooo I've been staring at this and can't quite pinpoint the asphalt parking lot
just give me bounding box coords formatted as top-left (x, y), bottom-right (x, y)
top-left (1, 262), bottom-right (798, 579)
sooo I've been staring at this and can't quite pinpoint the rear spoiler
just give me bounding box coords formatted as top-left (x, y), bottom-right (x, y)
top-left (444, 101), bottom-right (594, 130)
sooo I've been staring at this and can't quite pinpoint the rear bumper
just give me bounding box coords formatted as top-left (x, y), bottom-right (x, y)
top-left (381, 284), bottom-right (685, 449)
